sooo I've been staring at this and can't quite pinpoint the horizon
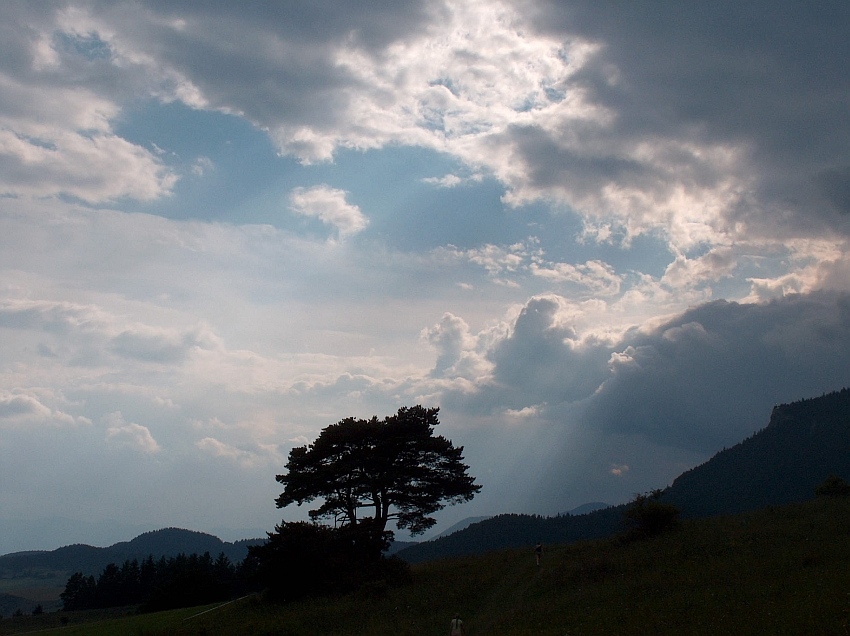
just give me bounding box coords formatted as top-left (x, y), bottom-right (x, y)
top-left (2, 2), bottom-right (850, 552)
top-left (2, 386), bottom-right (848, 555)
top-left (0, 498), bottom-right (610, 555)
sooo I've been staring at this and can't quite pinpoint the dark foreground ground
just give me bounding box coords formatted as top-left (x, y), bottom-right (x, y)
top-left (4, 497), bottom-right (850, 635)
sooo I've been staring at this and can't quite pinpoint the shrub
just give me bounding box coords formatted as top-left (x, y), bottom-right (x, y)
top-left (621, 489), bottom-right (680, 542)
top-left (249, 521), bottom-right (409, 602)
top-left (816, 475), bottom-right (850, 498)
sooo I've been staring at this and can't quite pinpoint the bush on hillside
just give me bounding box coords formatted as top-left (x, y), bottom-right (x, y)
top-left (248, 521), bottom-right (409, 602)
top-left (816, 474), bottom-right (850, 498)
top-left (621, 489), bottom-right (680, 542)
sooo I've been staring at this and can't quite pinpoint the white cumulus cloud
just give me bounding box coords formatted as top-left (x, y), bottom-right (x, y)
top-left (288, 185), bottom-right (368, 239)
top-left (104, 412), bottom-right (160, 454)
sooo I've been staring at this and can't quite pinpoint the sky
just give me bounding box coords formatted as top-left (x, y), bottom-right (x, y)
top-left (2, 0), bottom-right (850, 552)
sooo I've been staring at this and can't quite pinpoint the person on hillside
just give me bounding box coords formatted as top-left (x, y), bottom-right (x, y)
top-left (535, 541), bottom-right (543, 565)
top-left (449, 613), bottom-right (466, 635)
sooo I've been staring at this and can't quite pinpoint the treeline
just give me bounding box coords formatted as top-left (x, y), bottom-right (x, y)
top-left (61, 551), bottom-right (257, 612)
top-left (0, 527), bottom-right (264, 584)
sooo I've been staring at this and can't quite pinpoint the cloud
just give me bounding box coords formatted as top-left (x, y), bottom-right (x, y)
top-left (34, 1), bottom-right (436, 163)
top-left (436, 241), bottom-right (541, 284)
top-left (581, 293), bottom-right (850, 451)
top-left (104, 412), bottom-right (161, 454)
top-left (288, 185), bottom-right (368, 239)
top-left (196, 437), bottom-right (280, 469)
top-left (0, 391), bottom-right (90, 427)
top-left (0, 125), bottom-right (177, 203)
top-left (5, 1), bottom-right (850, 250)
top-left (530, 259), bottom-right (622, 295)
top-left (661, 247), bottom-right (739, 289)
top-left (424, 295), bottom-right (613, 414)
top-left (422, 173), bottom-right (483, 188)
top-left (0, 298), bottom-right (105, 334)
top-left (191, 156), bottom-right (214, 177)
top-left (0, 5), bottom-right (177, 203)
top-left (422, 312), bottom-right (492, 381)
top-left (3, 2), bottom-right (589, 190)
top-left (422, 174), bottom-right (464, 188)
top-left (431, 291), bottom-right (850, 456)
top-left (502, 292), bottom-right (850, 452)
top-left (465, 243), bottom-right (529, 276)
top-left (505, 405), bottom-right (542, 419)
top-left (609, 464), bottom-right (629, 477)
top-left (109, 324), bottom-right (222, 364)
top-left (485, 295), bottom-right (611, 407)
top-left (524, 0), bottom-right (850, 240)
top-left (0, 297), bottom-right (222, 367)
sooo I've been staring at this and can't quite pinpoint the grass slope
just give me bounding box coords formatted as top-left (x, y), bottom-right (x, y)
top-left (5, 497), bottom-right (850, 635)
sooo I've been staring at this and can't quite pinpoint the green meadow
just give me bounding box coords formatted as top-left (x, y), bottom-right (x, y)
top-left (4, 497), bottom-right (850, 635)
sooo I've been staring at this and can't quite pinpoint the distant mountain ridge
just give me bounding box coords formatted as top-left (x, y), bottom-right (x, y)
top-left (397, 388), bottom-right (850, 563)
top-left (0, 527), bottom-right (264, 580)
top-left (431, 516), bottom-right (492, 539)
top-left (567, 502), bottom-right (609, 516)
top-left (0, 517), bottom-right (150, 556)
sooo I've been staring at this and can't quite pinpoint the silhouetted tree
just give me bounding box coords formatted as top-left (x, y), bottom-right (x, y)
top-left (60, 572), bottom-right (96, 611)
top-left (276, 405), bottom-right (481, 552)
top-left (255, 406), bottom-right (476, 600)
top-left (139, 555), bottom-right (158, 598)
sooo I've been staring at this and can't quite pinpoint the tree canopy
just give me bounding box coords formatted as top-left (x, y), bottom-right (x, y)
top-left (275, 405), bottom-right (481, 538)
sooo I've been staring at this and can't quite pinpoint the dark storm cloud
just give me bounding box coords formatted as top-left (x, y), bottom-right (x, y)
top-left (504, 124), bottom-right (654, 193)
top-left (452, 292), bottom-right (850, 455)
top-left (134, 0), bottom-right (436, 49)
top-left (0, 0), bottom-right (443, 170)
top-left (521, 0), bottom-right (850, 236)
top-left (94, 0), bottom-right (441, 132)
top-left (817, 168), bottom-right (850, 216)
top-left (584, 292), bottom-right (850, 453)
top-left (486, 296), bottom-right (611, 408)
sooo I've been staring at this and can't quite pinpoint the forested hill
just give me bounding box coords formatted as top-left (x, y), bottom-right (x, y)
top-left (0, 528), bottom-right (263, 578)
top-left (663, 387), bottom-right (850, 517)
top-left (398, 387), bottom-right (850, 563)
top-left (397, 508), bottom-right (623, 563)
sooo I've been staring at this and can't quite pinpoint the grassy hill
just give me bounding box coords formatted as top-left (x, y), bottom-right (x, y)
top-left (5, 495), bottom-right (850, 635)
